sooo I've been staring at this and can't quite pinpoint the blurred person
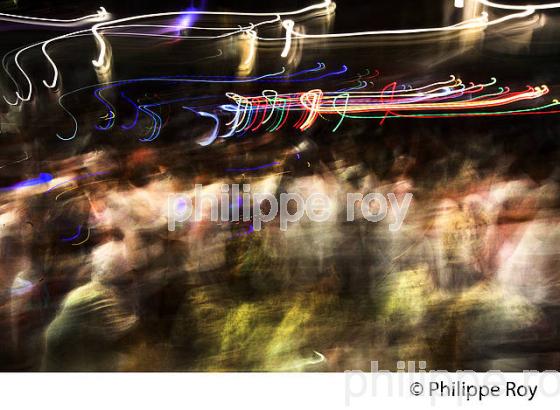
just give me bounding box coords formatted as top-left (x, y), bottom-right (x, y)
top-left (43, 240), bottom-right (138, 371)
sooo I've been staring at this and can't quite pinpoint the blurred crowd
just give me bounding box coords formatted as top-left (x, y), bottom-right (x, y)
top-left (1, 125), bottom-right (560, 371)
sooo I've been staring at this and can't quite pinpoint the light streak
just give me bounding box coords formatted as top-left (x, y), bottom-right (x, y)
top-left (138, 105), bottom-right (162, 142)
top-left (45, 171), bottom-right (110, 193)
top-left (238, 29), bottom-right (258, 74)
top-left (0, 7), bottom-right (108, 27)
top-left (181, 109), bottom-right (221, 146)
top-left (72, 227), bottom-right (91, 246)
top-left (55, 68), bottom-right (288, 140)
top-left (94, 87), bottom-right (117, 130)
top-left (59, 63), bottom-right (346, 142)
top-left (219, 77), bottom-right (555, 136)
top-left (299, 89), bottom-right (323, 130)
top-left (308, 351), bottom-right (326, 365)
top-left (379, 81), bottom-right (397, 125)
top-left (56, 186), bottom-right (79, 201)
top-left (261, 90), bottom-right (279, 125)
top-left (225, 162), bottom-right (280, 172)
top-left (3, 9), bottom-right (110, 101)
top-left (0, 152), bottom-right (30, 169)
top-left (284, 9), bottom-right (533, 39)
top-left (332, 93), bottom-right (349, 132)
top-left (475, 0), bottom-right (560, 11)
top-left (61, 226), bottom-right (82, 242)
top-left (42, 21), bottom-right (268, 91)
top-left (120, 92), bottom-right (140, 130)
top-left (281, 20), bottom-right (295, 58)
top-left (4, 20), bottom-right (278, 103)
top-left (342, 99), bottom-right (560, 119)
top-left (90, 1), bottom-right (333, 68)
top-left (8, 0), bottom-right (558, 104)
top-left (0, 173), bottom-right (53, 192)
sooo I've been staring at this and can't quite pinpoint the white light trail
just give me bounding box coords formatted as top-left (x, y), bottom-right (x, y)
top-left (5, 0), bottom-right (560, 106)
top-left (0, 7), bottom-right (108, 27)
top-left (281, 20), bottom-right (295, 58)
top-left (90, 0), bottom-right (334, 68)
top-left (476, 0), bottom-right (560, 10)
